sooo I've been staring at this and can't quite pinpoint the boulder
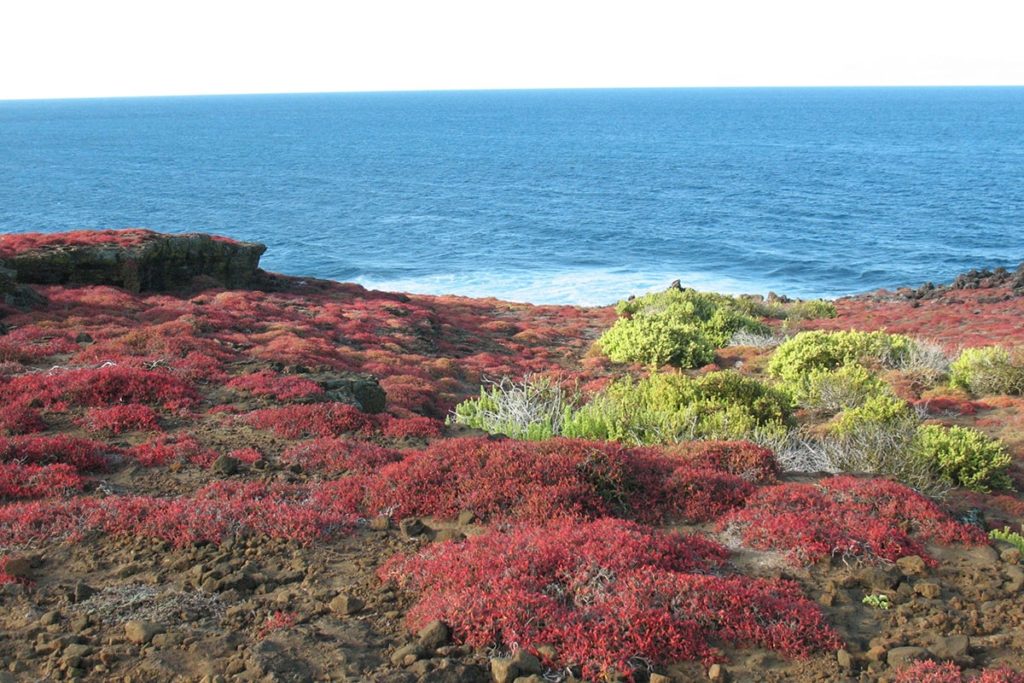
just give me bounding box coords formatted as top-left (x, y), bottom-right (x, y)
top-left (1, 230), bottom-right (265, 293)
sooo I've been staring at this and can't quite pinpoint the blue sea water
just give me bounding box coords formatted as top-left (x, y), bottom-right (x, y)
top-left (1, 87), bottom-right (1022, 305)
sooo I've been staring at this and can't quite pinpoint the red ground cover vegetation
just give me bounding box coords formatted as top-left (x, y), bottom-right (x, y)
top-left (818, 288), bottom-right (1024, 349)
top-left (0, 480), bottom-right (359, 552)
top-left (242, 402), bottom-right (443, 442)
top-left (225, 370), bottom-right (324, 402)
top-left (894, 661), bottom-right (1024, 683)
top-left (0, 435), bottom-right (111, 471)
top-left (0, 228), bottom-right (160, 258)
top-left (380, 518), bottom-right (840, 679)
top-left (0, 462), bottom-right (84, 500)
top-left (280, 438), bottom-right (402, 475)
top-left (362, 437), bottom-right (760, 524)
top-left (721, 476), bottom-right (985, 565)
top-left (125, 434), bottom-right (218, 468)
top-left (78, 404), bottom-right (162, 435)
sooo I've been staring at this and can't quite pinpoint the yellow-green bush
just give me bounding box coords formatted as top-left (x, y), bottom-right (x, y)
top-left (599, 289), bottom-right (766, 368)
top-left (914, 424), bottom-right (1013, 492)
top-left (793, 364), bottom-right (887, 414)
top-left (768, 330), bottom-right (914, 384)
top-left (949, 346), bottom-right (1024, 396)
top-left (561, 370), bottom-right (792, 445)
top-left (830, 394), bottom-right (915, 436)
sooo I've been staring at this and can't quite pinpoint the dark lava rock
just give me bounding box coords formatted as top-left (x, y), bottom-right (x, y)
top-left (3, 231), bottom-right (266, 292)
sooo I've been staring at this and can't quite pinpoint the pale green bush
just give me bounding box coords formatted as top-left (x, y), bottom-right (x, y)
top-left (914, 424), bottom-right (1013, 492)
top-left (949, 346), bottom-right (1024, 396)
top-left (598, 289), bottom-right (766, 368)
top-left (768, 330), bottom-right (914, 384)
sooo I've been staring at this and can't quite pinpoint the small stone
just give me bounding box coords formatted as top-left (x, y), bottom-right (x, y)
top-left (490, 657), bottom-right (519, 683)
top-left (330, 593), bottom-right (364, 616)
top-left (417, 620), bottom-right (450, 651)
top-left (456, 510), bottom-right (477, 525)
top-left (965, 545), bottom-right (999, 565)
top-left (511, 650), bottom-right (542, 675)
top-left (2, 556), bottom-right (34, 579)
top-left (649, 674), bottom-right (672, 683)
top-left (124, 620), bottom-right (164, 645)
top-left (211, 455), bottom-right (239, 476)
top-left (929, 635), bottom-right (969, 661)
top-left (1001, 547), bottom-right (1022, 564)
top-left (62, 643), bottom-right (92, 659)
top-left (39, 610), bottom-right (61, 626)
top-left (73, 581), bottom-right (97, 603)
top-left (866, 645), bottom-right (887, 662)
top-left (896, 555), bottom-right (928, 577)
top-left (69, 614), bottom-right (91, 633)
top-left (837, 649), bottom-right (853, 669)
top-left (1004, 565), bottom-right (1024, 593)
top-left (708, 663), bottom-right (729, 681)
top-left (390, 643), bottom-right (422, 666)
top-left (369, 515), bottom-right (391, 531)
top-left (886, 646), bottom-right (930, 667)
top-left (914, 581), bottom-right (941, 599)
top-left (400, 518), bottom-right (428, 538)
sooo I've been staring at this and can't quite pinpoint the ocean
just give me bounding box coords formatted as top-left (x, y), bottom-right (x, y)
top-left (1, 87), bottom-right (1022, 305)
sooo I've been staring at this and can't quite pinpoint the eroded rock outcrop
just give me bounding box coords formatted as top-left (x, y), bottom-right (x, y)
top-left (0, 230), bottom-right (266, 293)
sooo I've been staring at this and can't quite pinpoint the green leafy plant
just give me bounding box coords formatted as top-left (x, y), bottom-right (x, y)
top-left (914, 425), bottom-right (1013, 492)
top-left (862, 593), bottom-right (891, 610)
top-left (598, 289), bottom-right (766, 368)
top-left (561, 370), bottom-right (792, 446)
top-left (988, 526), bottom-right (1024, 557)
top-left (830, 394), bottom-right (915, 437)
top-left (768, 330), bottom-right (914, 384)
top-left (950, 346), bottom-right (1024, 396)
top-left (794, 363), bottom-right (888, 415)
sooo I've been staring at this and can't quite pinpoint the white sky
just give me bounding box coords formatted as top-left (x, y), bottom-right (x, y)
top-left (2, 0), bottom-right (1022, 100)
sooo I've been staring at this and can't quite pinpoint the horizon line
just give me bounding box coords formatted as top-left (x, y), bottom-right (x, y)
top-left (3, 83), bottom-right (1023, 104)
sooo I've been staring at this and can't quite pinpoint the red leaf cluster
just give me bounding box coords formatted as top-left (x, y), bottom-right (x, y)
top-left (380, 518), bottom-right (840, 679)
top-left (0, 462), bottom-right (84, 500)
top-left (125, 434), bottom-right (217, 468)
top-left (243, 403), bottom-right (443, 442)
top-left (280, 438), bottom-right (402, 475)
top-left (0, 481), bottom-right (359, 550)
top-left (363, 437), bottom-right (757, 524)
top-left (894, 661), bottom-right (1024, 683)
top-left (78, 404), bottom-right (161, 435)
top-left (667, 440), bottom-right (780, 483)
top-left (0, 435), bottom-right (111, 471)
top-left (226, 370), bottom-right (323, 402)
top-left (721, 476), bottom-right (986, 565)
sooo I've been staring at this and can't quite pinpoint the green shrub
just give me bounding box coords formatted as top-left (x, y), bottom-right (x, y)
top-left (794, 364), bottom-right (887, 414)
top-left (914, 425), bottom-right (1013, 492)
top-left (830, 394), bottom-right (915, 437)
top-left (731, 297), bottom-right (837, 321)
top-left (599, 289), bottom-right (766, 368)
top-left (768, 330), bottom-right (914, 384)
top-left (562, 370), bottom-right (792, 446)
top-left (784, 299), bottom-right (838, 321)
top-left (989, 526), bottom-right (1024, 557)
top-left (949, 346), bottom-right (1024, 396)
top-left (599, 316), bottom-right (716, 369)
